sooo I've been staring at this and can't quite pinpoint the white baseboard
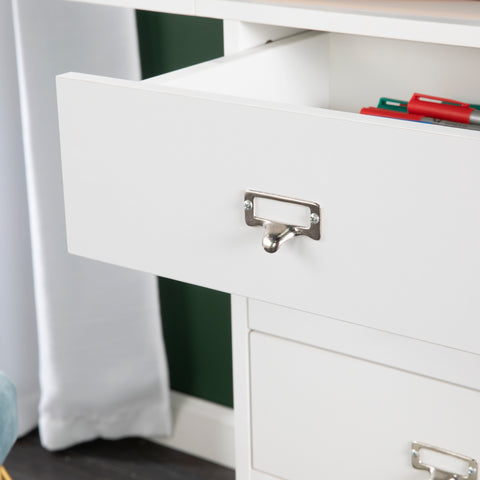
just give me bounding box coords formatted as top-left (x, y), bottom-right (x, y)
top-left (151, 390), bottom-right (235, 469)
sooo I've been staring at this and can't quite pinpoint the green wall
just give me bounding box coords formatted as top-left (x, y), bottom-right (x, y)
top-left (136, 12), bottom-right (233, 408)
top-left (136, 12), bottom-right (225, 76)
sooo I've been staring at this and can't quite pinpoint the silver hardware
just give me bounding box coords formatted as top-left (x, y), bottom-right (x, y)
top-left (244, 190), bottom-right (320, 254)
top-left (411, 442), bottom-right (478, 480)
top-left (243, 200), bottom-right (253, 211)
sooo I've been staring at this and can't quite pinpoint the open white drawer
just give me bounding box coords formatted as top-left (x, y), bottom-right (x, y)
top-left (57, 31), bottom-right (480, 354)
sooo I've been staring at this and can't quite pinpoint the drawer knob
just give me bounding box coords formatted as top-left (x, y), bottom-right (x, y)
top-left (411, 441), bottom-right (478, 480)
top-left (244, 190), bottom-right (321, 253)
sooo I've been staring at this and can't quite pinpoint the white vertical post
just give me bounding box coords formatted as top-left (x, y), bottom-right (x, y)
top-left (230, 295), bottom-right (251, 480)
top-left (223, 20), bottom-right (301, 54)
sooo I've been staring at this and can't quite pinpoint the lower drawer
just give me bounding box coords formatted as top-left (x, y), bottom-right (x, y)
top-left (250, 331), bottom-right (480, 480)
top-left (248, 299), bottom-right (480, 392)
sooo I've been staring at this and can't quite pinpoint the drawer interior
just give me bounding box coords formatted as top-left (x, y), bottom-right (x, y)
top-left (146, 31), bottom-right (480, 117)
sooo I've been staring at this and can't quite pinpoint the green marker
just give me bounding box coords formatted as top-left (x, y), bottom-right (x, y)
top-left (378, 96), bottom-right (480, 112)
top-left (377, 97), bottom-right (408, 112)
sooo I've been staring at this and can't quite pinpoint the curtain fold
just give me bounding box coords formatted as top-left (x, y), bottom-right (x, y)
top-left (0, 0), bottom-right (39, 436)
top-left (1, 0), bottom-right (171, 450)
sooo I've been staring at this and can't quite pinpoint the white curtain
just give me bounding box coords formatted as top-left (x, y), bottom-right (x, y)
top-left (0, 0), bottom-right (171, 450)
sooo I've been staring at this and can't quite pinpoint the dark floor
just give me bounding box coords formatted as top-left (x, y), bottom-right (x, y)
top-left (4, 430), bottom-right (235, 480)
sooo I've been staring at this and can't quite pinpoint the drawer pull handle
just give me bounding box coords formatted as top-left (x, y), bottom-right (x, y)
top-left (244, 190), bottom-right (320, 253)
top-left (411, 441), bottom-right (478, 480)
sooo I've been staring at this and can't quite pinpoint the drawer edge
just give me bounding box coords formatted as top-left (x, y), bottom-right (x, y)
top-left (248, 299), bottom-right (480, 392)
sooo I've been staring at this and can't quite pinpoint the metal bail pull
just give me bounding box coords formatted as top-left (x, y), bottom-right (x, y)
top-left (244, 190), bottom-right (321, 254)
top-left (412, 442), bottom-right (478, 480)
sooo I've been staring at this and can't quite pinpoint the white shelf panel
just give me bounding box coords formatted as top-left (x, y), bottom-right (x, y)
top-left (198, 0), bottom-right (480, 48)
top-left (66, 0), bottom-right (195, 15)
top-left (67, 0), bottom-right (480, 48)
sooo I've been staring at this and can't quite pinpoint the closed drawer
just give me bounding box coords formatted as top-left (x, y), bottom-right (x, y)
top-left (250, 331), bottom-right (480, 480)
top-left (57, 31), bottom-right (480, 354)
top-left (248, 299), bottom-right (480, 392)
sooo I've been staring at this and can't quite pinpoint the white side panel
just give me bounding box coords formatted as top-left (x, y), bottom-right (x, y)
top-left (223, 21), bottom-right (302, 55)
top-left (250, 332), bottom-right (480, 480)
top-left (145, 32), bottom-right (331, 109)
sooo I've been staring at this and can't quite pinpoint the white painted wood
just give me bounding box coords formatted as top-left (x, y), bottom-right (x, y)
top-left (249, 299), bottom-right (480, 392)
top-left (250, 332), bottom-right (480, 480)
top-left (57, 31), bottom-right (480, 356)
top-left (148, 32), bottom-right (480, 114)
top-left (66, 0), bottom-right (480, 48)
top-left (65, 0), bottom-right (195, 15)
top-left (231, 296), bottom-right (252, 480)
top-left (55, 5), bottom-right (480, 480)
top-left (250, 471), bottom-right (281, 480)
top-left (153, 390), bottom-right (234, 468)
top-left (197, 0), bottom-right (480, 49)
top-left (223, 21), bottom-right (302, 55)
top-left (144, 32), bottom-right (331, 108)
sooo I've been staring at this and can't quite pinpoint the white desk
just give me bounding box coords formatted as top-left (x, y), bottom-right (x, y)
top-left (58, 2), bottom-right (480, 478)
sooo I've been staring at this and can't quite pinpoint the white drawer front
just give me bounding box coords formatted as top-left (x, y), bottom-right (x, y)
top-left (250, 331), bottom-right (480, 480)
top-left (57, 32), bottom-right (480, 354)
top-left (248, 299), bottom-right (480, 392)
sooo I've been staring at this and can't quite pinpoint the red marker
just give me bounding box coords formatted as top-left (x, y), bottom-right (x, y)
top-left (360, 107), bottom-right (480, 131)
top-left (408, 93), bottom-right (480, 125)
top-left (360, 107), bottom-right (423, 121)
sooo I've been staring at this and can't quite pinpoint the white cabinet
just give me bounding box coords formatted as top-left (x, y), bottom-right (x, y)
top-left (246, 300), bottom-right (480, 480)
top-left (250, 331), bottom-right (480, 480)
top-left (57, 2), bottom-right (480, 479)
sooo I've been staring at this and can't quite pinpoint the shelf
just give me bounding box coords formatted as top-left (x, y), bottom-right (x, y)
top-left (67, 0), bottom-right (480, 48)
top-left (198, 0), bottom-right (480, 48)
top-left (66, 0), bottom-right (195, 16)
